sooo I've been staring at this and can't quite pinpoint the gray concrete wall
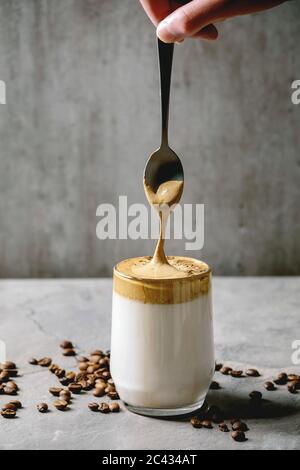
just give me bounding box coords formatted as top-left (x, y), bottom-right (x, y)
top-left (0, 0), bottom-right (299, 278)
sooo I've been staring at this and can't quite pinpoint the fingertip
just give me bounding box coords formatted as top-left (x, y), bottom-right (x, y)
top-left (156, 20), bottom-right (178, 43)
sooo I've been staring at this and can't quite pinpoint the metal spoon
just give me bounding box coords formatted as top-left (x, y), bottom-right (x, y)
top-left (144, 39), bottom-right (184, 194)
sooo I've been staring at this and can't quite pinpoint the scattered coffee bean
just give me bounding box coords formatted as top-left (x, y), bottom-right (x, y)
top-left (68, 383), bottom-right (82, 394)
top-left (28, 358), bottom-right (38, 365)
top-left (6, 381), bottom-right (18, 391)
top-left (38, 357), bottom-right (52, 367)
top-left (59, 390), bottom-right (71, 402)
top-left (63, 348), bottom-right (76, 357)
top-left (190, 417), bottom-right (202, 428)
top-left (201, 420), bottom-right (213, 429)
top-left (88, 402), bottom-right (100, 412)
top-left (9, 400), bottom-right (22, 409)
top-left (66, 372), bottom-right (76, 382)
top-left (219, 423), bottom-right (229, 432)
top-left (246, 369), bottom-right (260, 377)
top-left (1, 409), bottom-right (16, 419)
top-left (90, 350), bottom-right (104, 357)
top-left (4, 386), bottom-right (17, 395)
top-left (55, 368), bottom-right (66, 378)
top-left (288, 374), bottom-right (300, 382)
top-left (264, 381), bottom-right (276, 391)
top-left (1, 361), bottom-right (16, 370)
top-left (37, 403), bottom-right (48, 413)
top-left (291, 380), bottom-right (300, 390)
top-left (287, 383), bottom-right (298, 394)
top-left (230, 370), bottom-right (243, 378)
top-left (220, 367), bottom-right (232, 375)
top-left (60, 340), bottom-right (73, 349)
top-left (215, 363), bottom-right (223, 372)
top-left (0, 371), bottom-right (10, 382)
top-left (109, 402), bottom-right (120, 413)
top-left (53, 399), bottom-right (68, 411)
top-left (59, 377), bottom-right (70, 386)
top-left (2, 403), bottom-right (17, 411)
top-left (210, 381), bottom-right (221, 390)
top-left (93, 387), bottom-right (105, 397)
top-left (49, 364), bottom-right (59, 373)
top-left (79, 362), bottom-right (88, 372)
top-left (49, 387), bottom-right (63, 397)
top-left (232, 421), bottom-right (249, 432)
top-left (108, 391), bottom-right (119, 400)
top-left (231, 431), bottom-right (247, 442)
top-left (249, 391), bottom-right (262, 400)
top-left (99, 402), bottom-right (110, 414)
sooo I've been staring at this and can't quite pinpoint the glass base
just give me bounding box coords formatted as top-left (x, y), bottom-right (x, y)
top-left (125, 398), bottom-right (206, 418)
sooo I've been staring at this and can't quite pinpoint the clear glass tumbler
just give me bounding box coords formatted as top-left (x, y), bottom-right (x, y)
top-left (110, 257), bottom-right (214, 417)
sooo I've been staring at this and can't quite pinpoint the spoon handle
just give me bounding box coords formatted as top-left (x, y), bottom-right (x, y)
top-left (157, 38), bottom-right (174, 148)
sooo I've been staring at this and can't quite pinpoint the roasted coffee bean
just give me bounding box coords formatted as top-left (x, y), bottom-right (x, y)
top-left (287, 383), bottom-right (298, 394)
top-left (107, 379), bottom-right (115, 386)
top-left (9, 400), bottom-right (22, 409)
top-left (28, 358), bottom-right (38, 365)
top-left (108, 391), bottom-right (119, 400)
top-left (232, 421), bottom-right (249, 432)
top-left (274, 373), bottom-right (288, 385)
top-left (65, 372), bottom-right (76, 382)
top-left (93, 387), bottom-right (105, 398)
top-left (109, 403), bottom-right (120, 413)
top-left (90, 355), bottom-right (102, 364)
top-left (1, 361), bottom-right (16, 370)
top-left (249, 391), bottom-right (262, 400)
top-left (99, 402), bottom-right (110, 414)
top-left (4, 386), bottom-right (17, 395)
top-left (60, 340), bottom-right (73, 349)
top-left (63, 348), bottom-right (76, 357)
top-left (78, 356), bottom-right (88, 363)
top-left (201, 420), bottom-right (213, 429)
top-left (90, 350), bottom-right (104, 357)
top-left (246, 369), bottom-right (260, 377)
top-left (37, 403), bottom-right (48, 413)
top-left (55, 368), bottom-right (66, 378)
top-left (53, 399), bottom-right (68, 411)
top-left (210, 381), bottom-right (221, 390)
top-left (59, 377), bottom-right (70, 386)
top-left (0, 371), bottom-right (10, 382)
top-left (231, 431), bottom-right (247, 442)
top-left (49, 364), bottom-right (59, 373)
top-left (68, 383), bottom-right (82, 394)
top-left (38, 357), bottom-right (52, 367)
top-left (59, 389), bottom-right (71, 401)
top-left (49, 387), bottom-right (63, 397)
top-left (264, 381), bottom-right (276, 391)
top-left (2, 403), bottom-right (17, 411)
top-left (230, 370), bottom-right (243, 378)
top-left (215, 363), bottom-right (223, 372)
top-left (99, 357), bottom-right (110, 367)
top-left (1, 409), bottom-right (16, 419)
top-left (291, 380), bottom-right (300, 390)
top-left (105, 385), bottom-right (115, 394)
top-left (219, 423), bottom-right (229, 432)
top-left (220, 367), bottom-right (232, 376)
top-left (288, 374), bottom-right (300, 382)
top-left (88, 402), bottom-right (100, 412)
top-left (79, 362), bottom-right (88, 371)
top-left (78, 380), bottom-right (92, 391)
top-left (6, 381), bottom-right (18, 391)
top-left (101, 371), bottom-right (111, 380)
top-left (190, 417), bottom-right (202, 428)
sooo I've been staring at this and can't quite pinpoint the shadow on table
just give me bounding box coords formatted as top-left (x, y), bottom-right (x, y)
top-left (144, 389), bottom-right (299, 422)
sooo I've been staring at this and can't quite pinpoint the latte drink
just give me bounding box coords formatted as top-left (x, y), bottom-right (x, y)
top-left (110, 255), bottom-right (214, 416)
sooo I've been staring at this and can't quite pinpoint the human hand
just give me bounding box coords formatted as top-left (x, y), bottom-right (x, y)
top-left (140, 0), bottom-right (288, 42)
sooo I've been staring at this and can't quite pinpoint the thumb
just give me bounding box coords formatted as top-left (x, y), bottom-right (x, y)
top-left (156, 0), bottom-right (224, 43)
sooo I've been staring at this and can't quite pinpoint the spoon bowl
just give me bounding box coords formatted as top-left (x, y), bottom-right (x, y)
top-left (144, 39), bottom-right (184, 197)
top-left (144, 145), bottom-right (184, 193)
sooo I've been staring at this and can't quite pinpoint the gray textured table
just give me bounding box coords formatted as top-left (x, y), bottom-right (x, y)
top-left (0, 278), bottom-right (299, 450)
